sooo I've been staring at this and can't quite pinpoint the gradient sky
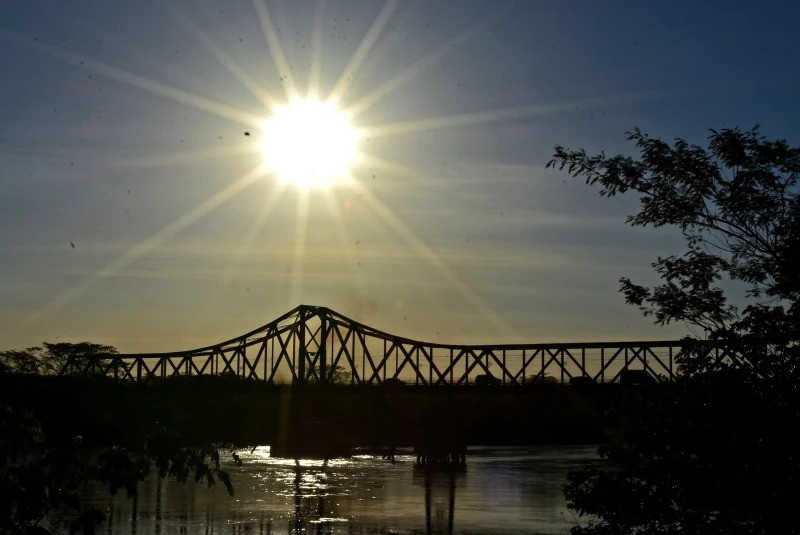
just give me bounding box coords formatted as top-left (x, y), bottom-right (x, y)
top-left (1, 1), bottom-right (798, 353)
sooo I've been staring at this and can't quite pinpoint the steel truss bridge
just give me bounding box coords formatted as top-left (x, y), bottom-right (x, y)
top-left (60, 304), bottom-right (746, 384)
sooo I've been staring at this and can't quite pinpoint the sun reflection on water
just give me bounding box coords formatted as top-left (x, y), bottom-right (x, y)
top-left (79, 445), bottom-right (600, 534)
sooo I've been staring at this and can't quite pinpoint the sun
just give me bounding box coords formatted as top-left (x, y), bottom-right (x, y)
top-left (259, 98), bottom-right (360, 190)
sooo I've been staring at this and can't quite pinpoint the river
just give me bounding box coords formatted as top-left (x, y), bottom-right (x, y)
top-left (80, 445), bottom-right (601, 534)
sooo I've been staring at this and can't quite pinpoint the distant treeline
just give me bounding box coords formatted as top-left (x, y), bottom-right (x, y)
top-left (0, 342), bottom-right (118, 375)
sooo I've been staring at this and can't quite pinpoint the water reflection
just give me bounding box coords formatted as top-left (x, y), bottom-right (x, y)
top-left (287, 459), bottom-right (349, 534)
top-left (81, 445), bottom-right (599, 534)
top-left (413, 467), bottom-right (463, 535)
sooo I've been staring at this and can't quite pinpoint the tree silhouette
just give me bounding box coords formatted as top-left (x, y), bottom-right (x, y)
top-left (0, 342), bottom-right (118, 376)
top-left (549, 127), bottom-right (800, 534)
top-left (1, 342), bottom-right (241, 533)
top-left (305, 363), bottom-right (351, 384)
top-left (0, 405), bottom-right (238, 534)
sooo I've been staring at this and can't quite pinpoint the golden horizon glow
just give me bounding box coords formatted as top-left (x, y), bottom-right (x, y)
top-left (259, 98), bottom-right (360, 191)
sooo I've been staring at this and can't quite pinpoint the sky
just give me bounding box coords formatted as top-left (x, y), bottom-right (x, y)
top-left (1, 1), bottom-right (799, 353)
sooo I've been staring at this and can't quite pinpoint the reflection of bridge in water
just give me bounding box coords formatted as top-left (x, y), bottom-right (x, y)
top-left (60, 304), bottom-right (746, 384)
top-left (417, 466), bottom-right (461, 535)
top-left (286, 457), bottom-right (462, 535)
top-left (287, 457), bottom-right (462, 535)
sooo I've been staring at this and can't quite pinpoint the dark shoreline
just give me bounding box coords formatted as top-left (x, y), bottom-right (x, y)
top-left (0, 374), bottom-right (635, 448)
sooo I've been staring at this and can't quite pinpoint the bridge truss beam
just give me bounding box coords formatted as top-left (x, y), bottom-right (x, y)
top-left (59, 304), bottom-right (749, 384)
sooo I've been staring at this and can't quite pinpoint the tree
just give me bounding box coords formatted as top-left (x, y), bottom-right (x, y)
top-left (1, 341), bottom-right (243, 533)
top-left (0, 342), bottom-right (118, 376)
top-left (0, 349), bottom-right (43, 375)
top-left (42, 342), bottom-right (118, 376)
top-left (305, 364), bottom-right (352, 384)
top-left (548, 127), bottom-right (800, 534)
top-left (0, 405), bottom-right (239, 534)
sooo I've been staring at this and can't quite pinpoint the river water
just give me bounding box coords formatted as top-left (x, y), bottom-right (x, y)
top-left (81, 445), bottom-right (600, 535)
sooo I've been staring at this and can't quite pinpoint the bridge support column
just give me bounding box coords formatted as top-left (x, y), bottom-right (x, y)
top-left (319, 312), bottom-right (327, 384)
top-left (298, 306), bottom-right (306, 385)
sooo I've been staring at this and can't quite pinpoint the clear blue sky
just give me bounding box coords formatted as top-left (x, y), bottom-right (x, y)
top-left (1, 1), bottom-right (798, 352)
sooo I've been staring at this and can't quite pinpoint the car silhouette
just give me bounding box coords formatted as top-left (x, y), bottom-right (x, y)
top-left (618, 369), bottom-right (657, 385)
top-left (474, 373), bottom-right (501, 386)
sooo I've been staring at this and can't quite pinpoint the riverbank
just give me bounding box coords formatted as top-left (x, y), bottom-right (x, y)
top-left (0, 374), bottom-right (635, 447)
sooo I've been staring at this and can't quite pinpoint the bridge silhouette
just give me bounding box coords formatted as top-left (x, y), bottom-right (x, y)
top-left (59, 304), bottom-right (744, 384)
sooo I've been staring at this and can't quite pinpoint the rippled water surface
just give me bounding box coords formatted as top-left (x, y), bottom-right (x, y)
top-left (81, 445), bottom-right (600, 534)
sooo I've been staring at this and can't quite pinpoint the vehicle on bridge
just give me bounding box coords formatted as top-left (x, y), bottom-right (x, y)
top-left (383, 377), bottom-right (406, 387)
top-left (618, 369), bottom-right (657, 385)
top-left (569, 375), bottom-right (596, 387)
top-left (474, 373), bottom-right (501, 386)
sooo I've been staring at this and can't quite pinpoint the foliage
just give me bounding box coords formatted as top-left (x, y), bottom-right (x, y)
top-left (93, 426), bottom-right (241, 500)
top-left (0, 342), bottom-right (118, 377)
top-left (0, 405), bottom-right (240, 534)
top-left (0, 405), bottom-right (97, 534)
top-left (548, 127), bottom-right (800, 534)
top-left (565, 375), bottom-right (799, 534)
top-left (305, 363), bottom-right (352, 385)
top-left (549, 126), bottom-right (799, 336)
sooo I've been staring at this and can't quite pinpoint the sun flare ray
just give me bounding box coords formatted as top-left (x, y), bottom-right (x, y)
top-left (113, 144), bottom-right (255, 169)
top-left (289, 193), bottom-right (311, 307)
top-left (321, 190), bottom-right (362, 280)
top-left (22, 167), bottom-right (265, 328)
top-left (356, 153), bottom-right (429, 185)
top-left (251, 0), bottom-right (299, 99)
top-left (167, 6), bottom-right (280, 111)
top-left (219, 183), bottom-right (288, 287)
top-left (363, 92), bottom-right (669, 138)
top-left (328, 0), bottom-right (397, 105)
top-left (307, 0), bottom-right (327, 98)
top-left (348, 177), bottom-right (515, 336)
top-left (202, 182), bottom-right (288, 316)
top-left (345, 12), bottom-right (503, 118)
top-left (0, 30), bottom-right (263, 128)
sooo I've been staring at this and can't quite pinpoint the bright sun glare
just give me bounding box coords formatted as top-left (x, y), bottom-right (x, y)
top-left (28, 1), bottom-right (514, 336)
top-left (259, 98), bottom-right (360, 190)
